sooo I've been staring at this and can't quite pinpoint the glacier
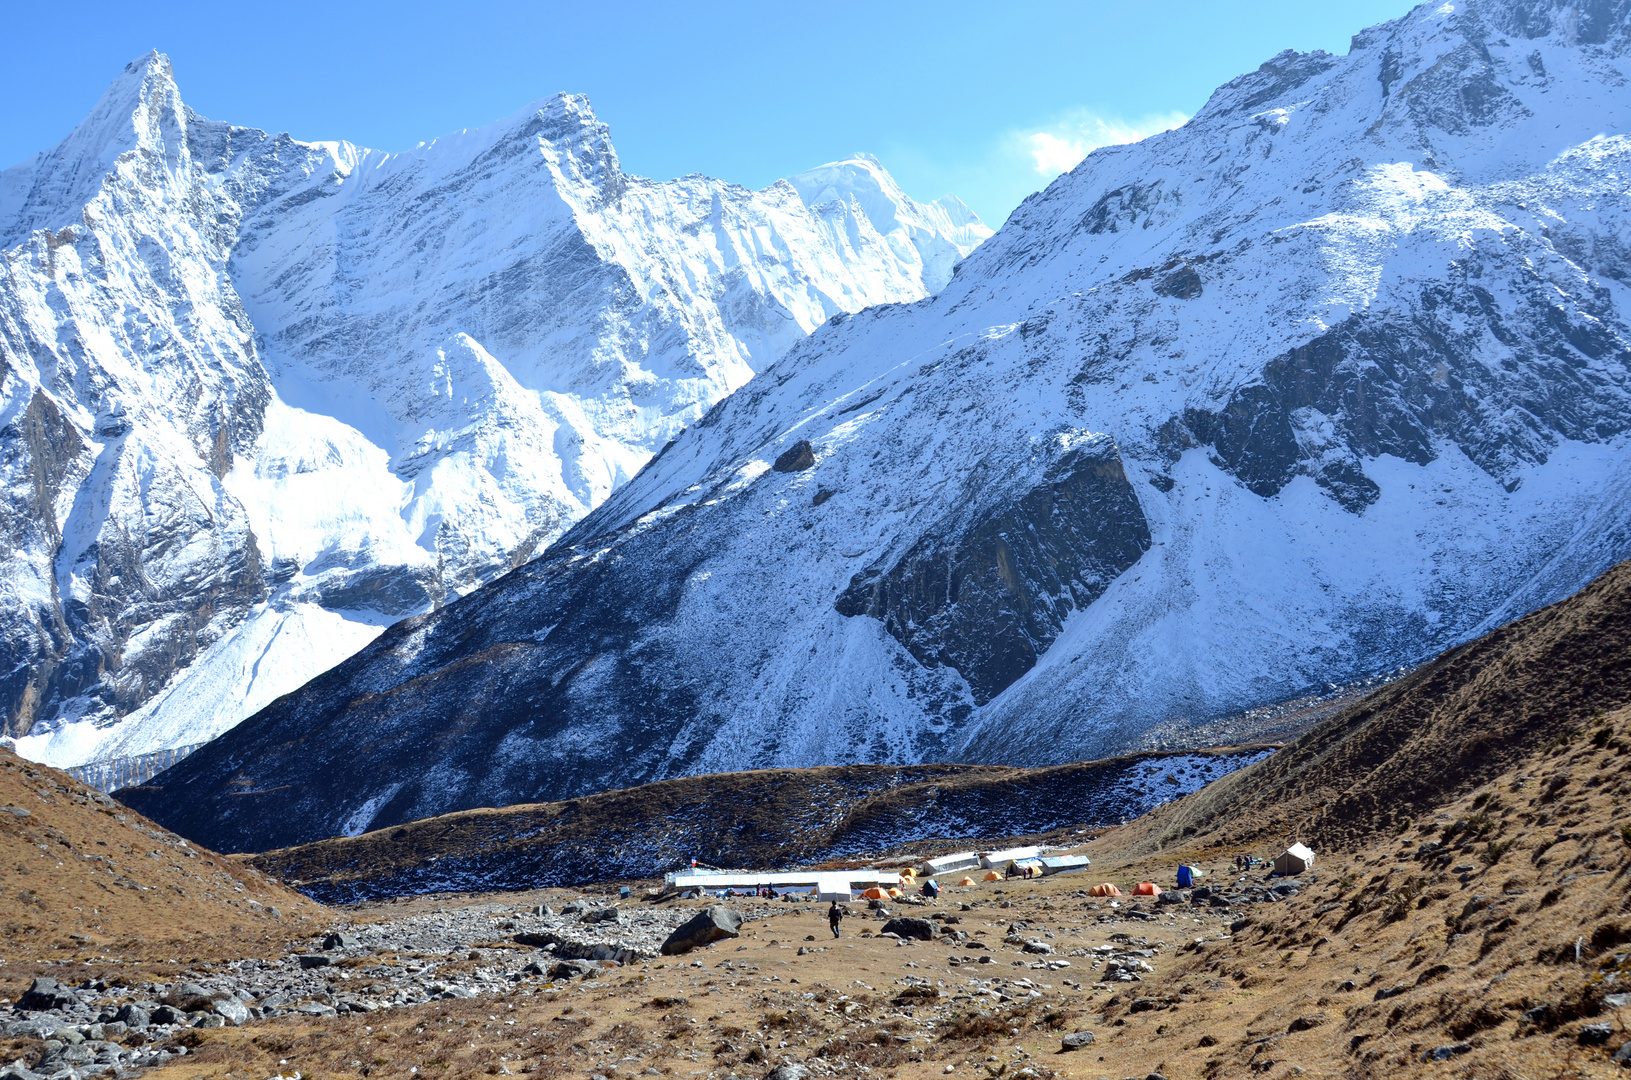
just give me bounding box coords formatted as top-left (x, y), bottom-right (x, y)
top-left (116, 0), bottom-right (1631, 853)
top-left (0, 53), bottom-right (991, 769)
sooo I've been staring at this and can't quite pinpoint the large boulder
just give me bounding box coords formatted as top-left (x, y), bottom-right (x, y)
top-left (149, 1005), bottom-right (185, 1026)
top-left (321, 932), bottom-right (361, 950)
top-left (581, 906), bottom-right (622, 925)
top-left (213, 997), bottom-right (250, 1026)
top-left (880, 917), bottom-right (937, 942)
top-left (113, 1004), bottom-right (150, 1030)
top-left (660, 906), bottom-right (744, 956)
top-left (16, 978), bottom-right (80, 1012)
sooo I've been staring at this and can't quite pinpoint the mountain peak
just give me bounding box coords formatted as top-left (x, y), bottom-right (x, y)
top-left (0, 49), bottom-right (190, 247)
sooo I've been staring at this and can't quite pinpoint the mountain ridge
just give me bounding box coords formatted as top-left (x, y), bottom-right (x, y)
top-left (0, 51), bottom-right (990, 770)
top-left (117, 0), bottom-right (1631, 852)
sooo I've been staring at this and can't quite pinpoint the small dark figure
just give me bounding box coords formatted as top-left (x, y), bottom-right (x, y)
top-left (828, 900), bottom-right (845, 938)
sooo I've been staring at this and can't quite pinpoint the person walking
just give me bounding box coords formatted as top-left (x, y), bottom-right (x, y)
top-left (828, 900), bottom-right (845, 938)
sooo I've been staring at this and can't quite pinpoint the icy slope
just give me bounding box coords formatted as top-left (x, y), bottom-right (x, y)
top-left (118, 0), bottom-right (1631, 852)
top-left (0, 54), bottom-right (989, 768)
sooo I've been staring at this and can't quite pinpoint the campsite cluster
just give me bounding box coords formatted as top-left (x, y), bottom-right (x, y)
top-left (0, 830), bottom-right (1334, 1080)
top-left (0, 850), bottom-right (1311, 1080)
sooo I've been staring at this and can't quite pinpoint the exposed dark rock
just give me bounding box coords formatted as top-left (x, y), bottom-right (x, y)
top-left (113, 1004), bottom-right (150, 1030)
top-left (1179, 291), bottom-right (1631, 510)
top-left (836, 438), bottom-right (1150, 703)
top-left (1153, 265), bottom-right (1203, 299)
top-left (772, 440), bottom-right (816, 472)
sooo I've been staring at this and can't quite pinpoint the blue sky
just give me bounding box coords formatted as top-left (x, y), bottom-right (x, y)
top-left (2, 0), bottom-right (1418, 227)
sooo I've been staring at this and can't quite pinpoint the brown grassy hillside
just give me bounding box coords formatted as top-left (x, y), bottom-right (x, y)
top-left (0, 745), bottom-right (322, 973)
top-left (1109, 558), bottom-right (1631, 859)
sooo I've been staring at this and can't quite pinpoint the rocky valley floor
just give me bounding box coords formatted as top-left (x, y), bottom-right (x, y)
top-left (3, 713), bottom-right (1630, 1080)
top-left (6, 559), bottom-right (1631, 1080)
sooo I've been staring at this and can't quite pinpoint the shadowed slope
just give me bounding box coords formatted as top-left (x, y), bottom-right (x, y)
top-left (249, 749), bottom-right (1268, 903)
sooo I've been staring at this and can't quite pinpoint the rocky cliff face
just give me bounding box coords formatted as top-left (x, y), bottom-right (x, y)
top-left (120, 0), bottom-right (1631, 852)
top-left (0, 54), bottom-right (989, 768)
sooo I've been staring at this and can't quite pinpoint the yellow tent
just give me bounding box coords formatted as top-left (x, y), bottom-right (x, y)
top-left (957, 876), bottom-right (977, 887)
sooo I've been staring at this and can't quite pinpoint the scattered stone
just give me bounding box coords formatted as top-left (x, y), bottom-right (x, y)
top-left (1423, 1042), bottom-right (1472, 1061)
top-left (113, 1004), bottom-right (150, 1030)
top-left (660, 906), bottom-right (744, 956)
top-left (149, 1005), bottom-right (185, 1026)
top-left (1374, 984), bottom-right (1409, 1001)
top-left (322, 931), bottom-right (361, 950)
top-left (298, 954), bottom-right (332, 969)
top-left (1580, 1023), bottom-right (1615, 1045)
top-left (1060, 1031), bottom-right (1096, 1050)
top-left (766, 1064), bottom-right (810, 1080)
top-left (1605, 993), bottom-right (1631, 1009)
top-left (1289, 1014), bottom-right (1326, 1032)
top-left (547, 960), bottom-right (602, 980)
top-left (582, 906), bottom-right (623, 925)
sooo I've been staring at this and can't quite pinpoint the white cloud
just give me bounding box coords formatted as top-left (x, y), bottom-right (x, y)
top-left (1024, 110), bottom-right (1190, 177)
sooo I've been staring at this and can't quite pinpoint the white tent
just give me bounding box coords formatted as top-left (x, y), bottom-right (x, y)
top-left (918, 852), bottom-right (982, 876)
top-left (1273, 843), bottom-right (1315, 876)
top-left (980, 846), bottom-right (1043, 869)
top-left (664, 868), bottom-right (895, 896)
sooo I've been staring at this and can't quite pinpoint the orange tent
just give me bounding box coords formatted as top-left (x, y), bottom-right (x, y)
top-left (984, 870), bottom-right (1003, 881)
top-left (1089, 883), bottom-right (1122, 897)
top-left (887, 887), bottom-right (903, 898)
top-left (1132, 882), bottom-right (1162, 897)
top-left (957, 877), bottom-right (977, 887)
top-left (860, 887), bottom-right (888, 900)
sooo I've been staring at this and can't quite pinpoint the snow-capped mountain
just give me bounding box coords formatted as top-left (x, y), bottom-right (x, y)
top-left (0, 53), bottom-right (991, 769)
top-left (118, 0), bottom-right (1631, 853)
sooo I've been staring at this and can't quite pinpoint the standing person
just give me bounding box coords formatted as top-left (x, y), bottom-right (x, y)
top-left (828, 900), bottom-right (845, 938)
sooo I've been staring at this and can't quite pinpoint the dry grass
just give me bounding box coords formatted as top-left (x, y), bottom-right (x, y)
top-left (0, 746), bottom-right (322, 989)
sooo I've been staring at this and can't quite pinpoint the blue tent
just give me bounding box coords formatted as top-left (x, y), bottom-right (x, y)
top-left (1176, 865), bottom-right (1203, 888)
